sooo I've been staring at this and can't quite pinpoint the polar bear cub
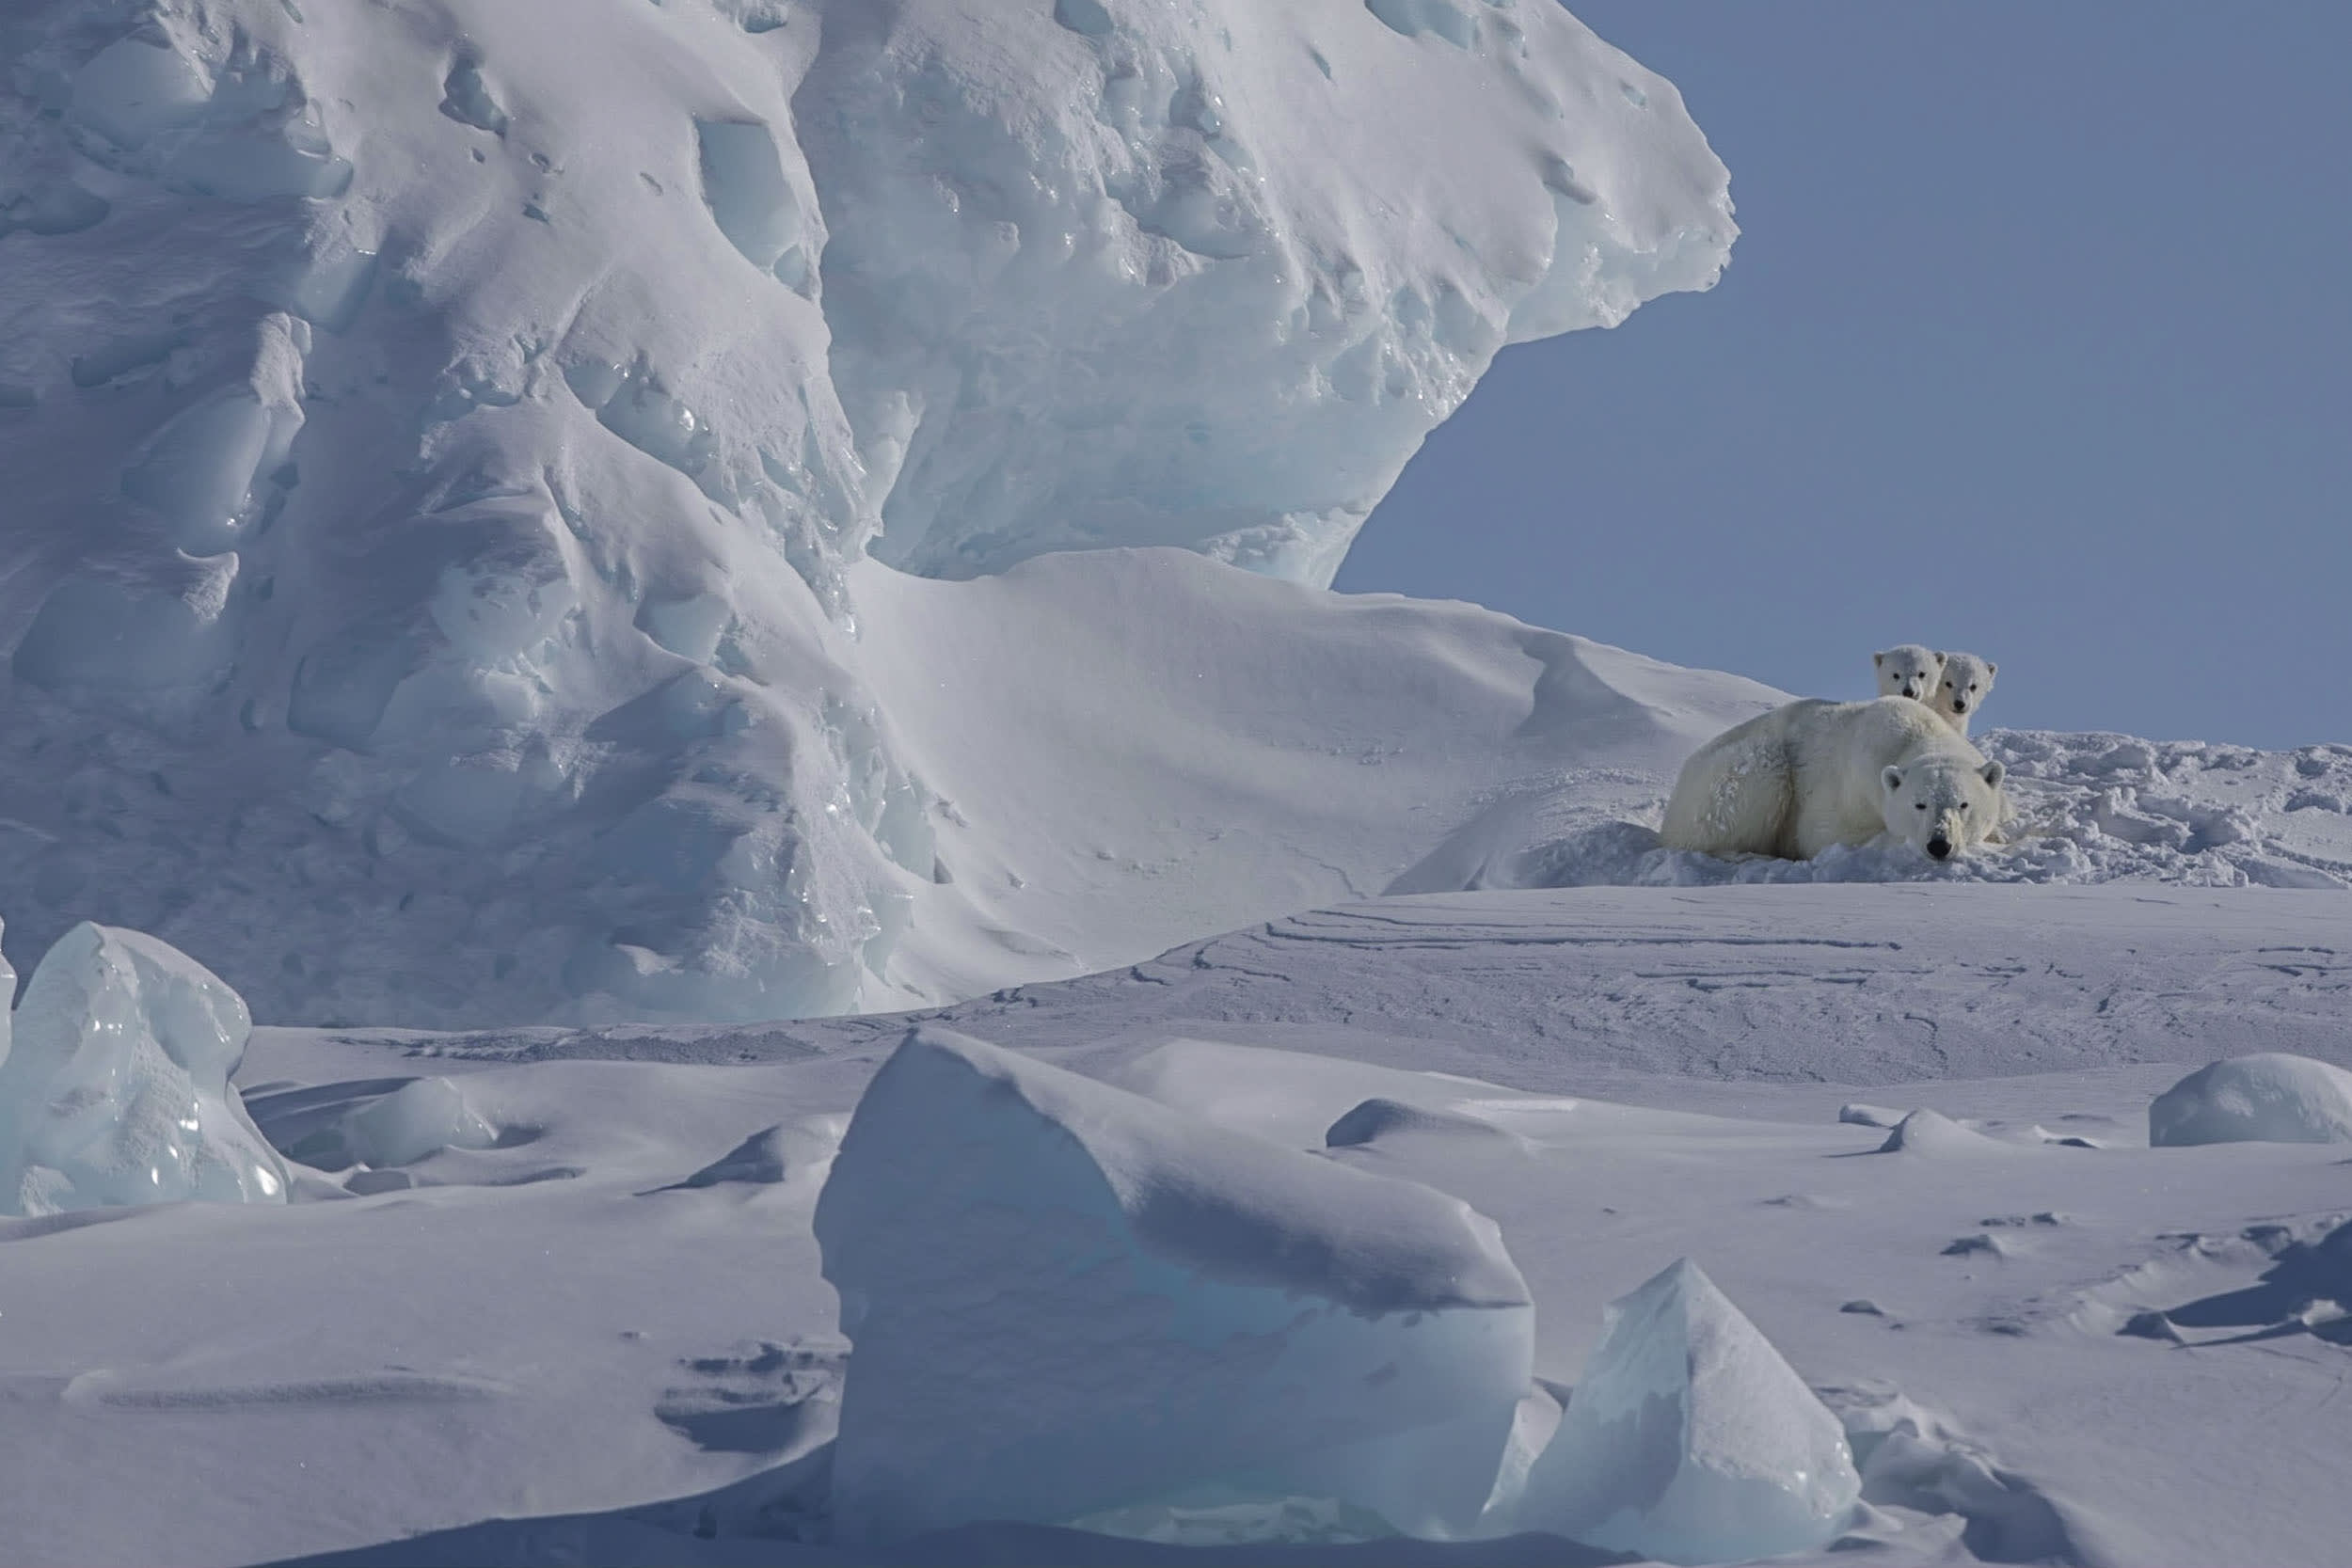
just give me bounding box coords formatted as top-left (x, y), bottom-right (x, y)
top-left (1931, 650), bottom-right (1996, 736)
top-left (1661, 695), bottom-right (2006, 863)
top-left (1873, 644), bottom-right (1944, 704)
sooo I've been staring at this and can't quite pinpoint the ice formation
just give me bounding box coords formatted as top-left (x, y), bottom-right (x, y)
top-left (1517, 1259), bottom-right (1859, 1564)
top-left (0, 0), bottom-right (1733, 1025)
top-left (2148, 1054), bottom-right (2352, 1148)
top-left (340, 1075), bottom-right (501, 1168)
top-left (813, 1025), bottom-right (1534, 1544)
top-left (0, 920), bottom-right (287, 1216)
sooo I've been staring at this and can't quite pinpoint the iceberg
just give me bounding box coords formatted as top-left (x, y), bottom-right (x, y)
top-left (0, 0), bottom-right (1732, 1026)
top-left (2149, 1054), bottom-right (2352, 1147)
top-left (1518, 1259), bottom-right (1859, 1564)
top-left (0, 922), bottom-right (288, 1216)
top-left (813, 1025), bottom-right (1534, 1544)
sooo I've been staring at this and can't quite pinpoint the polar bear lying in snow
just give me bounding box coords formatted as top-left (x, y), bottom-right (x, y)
top-left (1662, 695), bottom-right (2006, 863)
top-left (1874, 645), bottom-right (1997, 735)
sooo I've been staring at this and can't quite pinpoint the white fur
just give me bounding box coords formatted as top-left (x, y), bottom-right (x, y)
top-left (1931, 650), bottom-right (1996, 736)
top-left (1661, 696), bottom-right (2006, 862)
top-left (1873, 644), bottom-right (1944, 704)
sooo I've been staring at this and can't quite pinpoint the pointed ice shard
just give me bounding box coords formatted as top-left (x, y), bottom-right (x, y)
top-left (1518, 1259), bottom-right (1859, 1564)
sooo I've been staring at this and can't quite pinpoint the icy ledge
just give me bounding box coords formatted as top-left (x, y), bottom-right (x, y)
top-left (812, 1024), bottom-right (1534, 1544)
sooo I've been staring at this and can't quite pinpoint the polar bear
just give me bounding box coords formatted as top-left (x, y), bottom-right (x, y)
top-left (1661, 695), bottom-right (2006, 863)
top-left (1873, 644), bottom-right (1944, 704)
top-left (1931, 650), bottom-right (1996, 736)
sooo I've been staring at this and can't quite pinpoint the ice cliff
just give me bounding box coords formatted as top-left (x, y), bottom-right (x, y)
top-left (0, 0), bottom-right (1734, 1024)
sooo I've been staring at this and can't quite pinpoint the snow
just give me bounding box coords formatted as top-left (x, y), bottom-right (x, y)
top-left (3, 0), bottom-right (2350, 1561)
top-left (0, 0), bottom-right (1731, 1030)
top-left (0, 886), bottom-right (2337, 1562)
top-left (1516, 1258), bottom-right (1861, 1563)
top-left (814, 1024), bottom-right (1533, 1544)
top-left (2147, 1053), bottom-right (2352, 1148)
top-left (0, 921), bottom-right (287, 1216)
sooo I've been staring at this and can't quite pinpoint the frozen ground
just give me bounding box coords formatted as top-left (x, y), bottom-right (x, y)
top-left (0, 880), bottom-right (2343, 1566)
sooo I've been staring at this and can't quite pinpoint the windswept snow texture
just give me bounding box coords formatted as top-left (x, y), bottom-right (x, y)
top-left (815, 1025), bottom-right (1533, 1544)
top-left (0, 921), bottom-right (287, 1215)
top-left (0, 0), bottom-right (1731, 1027)
top-left (2147, 1054), bottom-right (2352, 1148)
top-left (1518, 1259), bottom-right (1860, 1563)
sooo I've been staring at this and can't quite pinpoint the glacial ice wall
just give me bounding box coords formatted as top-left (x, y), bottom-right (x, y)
top-left (0, 0), bottom-right (1731, 1024)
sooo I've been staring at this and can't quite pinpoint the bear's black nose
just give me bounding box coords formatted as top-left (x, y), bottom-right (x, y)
top-left (1927, 837), bottom-right (1952, 860)
top-left (1950, 699), bottom-right (1968, 714)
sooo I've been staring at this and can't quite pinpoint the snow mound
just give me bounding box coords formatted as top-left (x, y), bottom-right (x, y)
top-left (2148, 1054), bottom-right (2352, 1147)
top-left (0, 0), bottom-right (1732, 1027)
top-left (812, 1024), bottom-right (1534, 1544)
top-left (0, 920), bottom-right (287, 1215)
top-left (1876, 1109), bottom-right (2009, 1157)
top-left (340, 1075), bottom-right (501, 1168)
top-left (1517, 1259), bottom-right (1859, 1564)
top-left (1481, 733), bottom-right (2352, 894)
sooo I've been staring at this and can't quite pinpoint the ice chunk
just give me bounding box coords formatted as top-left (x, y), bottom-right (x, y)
top-left (341, 1077), bottom-right (500, 1168)
top-left (814, 1025), bottom-right (1534, 1544)
top-left (2149, 1054), bottom-right (2352, 1147)
top-left (69, 36), bottom-right (212, 149)
top-left (1518, 1259), bottom-right (1859, 1564)
top-left (0, 923), bottom-right (288, 1216)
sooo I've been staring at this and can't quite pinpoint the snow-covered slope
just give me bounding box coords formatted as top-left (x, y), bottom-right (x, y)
top-left (0, 0), bottom-right (1734, 1027)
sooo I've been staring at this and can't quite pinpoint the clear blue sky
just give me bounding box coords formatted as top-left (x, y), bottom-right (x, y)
top-left (1335, 4), bottom-right (2352, 750)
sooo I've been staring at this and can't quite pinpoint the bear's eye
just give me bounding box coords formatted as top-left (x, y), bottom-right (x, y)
top-left (1915, 802), bottom-right (1928, 811)
top-left (1960, 802), bottom-right (1970, 811)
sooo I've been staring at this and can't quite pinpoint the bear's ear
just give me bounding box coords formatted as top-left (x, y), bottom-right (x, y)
top-left (1980, 759), bottom-right (2005, 791)
top-left (1986, 661), bottom-right (1997, 675)
top-left (1882, 764), bottom-right (1905, 794)
top-left (1935, 650), bottom-right (1951, 662)
top-left (1873, 651), bottom-right (1886, 667)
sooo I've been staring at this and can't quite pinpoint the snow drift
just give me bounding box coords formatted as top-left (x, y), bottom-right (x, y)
top-left (0, 0), bottom-right (1735, 1026)
top-left (812, 1024), bottom-right (1534, 1544)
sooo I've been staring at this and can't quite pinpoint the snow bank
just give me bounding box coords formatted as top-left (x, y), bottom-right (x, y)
top-left (813, 1024), bottom-right (1533, 1544)
top-left (0, 921), bottom-right (287, 1215)
top-left (2149, 1054), bottom-right (2352, 1147)
top-left (0, 0), bottom-right (1731, 1026)
top-left (1518, 1259), bottom-right (1859, 1564)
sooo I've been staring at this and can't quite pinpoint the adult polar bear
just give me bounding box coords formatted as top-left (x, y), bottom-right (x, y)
top-left (1662, 696), bottom-right (2006, 863)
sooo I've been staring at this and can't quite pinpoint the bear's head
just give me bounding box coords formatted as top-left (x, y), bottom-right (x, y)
top-left (1880, 755), bottom-right (2005, 862)
top-left (1874, 644), bottom-right (1944, 704)
top-left (1934, 651), bottom-right (1997, 721)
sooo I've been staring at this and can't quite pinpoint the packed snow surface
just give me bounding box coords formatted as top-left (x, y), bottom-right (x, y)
top-left (0, 919), bottom-right (286, 1215)
top-left (1517, 1259), bottom-right (1861, 1563)
top-left (0, 0), bottom-right (1735, 1026)
top-left (0, 883), bottom-right (2343, 1564)
top-left (2147, 1053), bottom-right (2352, 1148)
top-left (815, 1024), bottom-right (1533, 1544)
